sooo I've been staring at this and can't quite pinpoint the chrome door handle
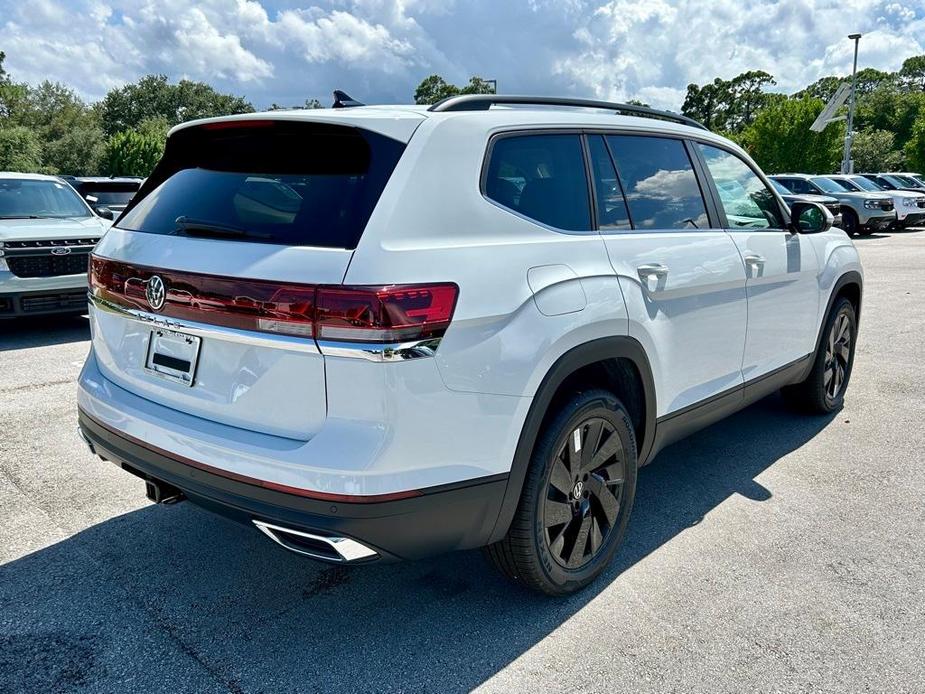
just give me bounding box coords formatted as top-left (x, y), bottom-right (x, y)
top-left (637, 263), bottom-right (669, 281)
top-left (744, 254), bottom-right (766, 267)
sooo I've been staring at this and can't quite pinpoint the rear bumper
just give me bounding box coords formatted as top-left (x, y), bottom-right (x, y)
top-left (78, 409), bottom-right (508, 562)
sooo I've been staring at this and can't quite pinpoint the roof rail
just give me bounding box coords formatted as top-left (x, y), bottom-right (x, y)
top-left (427, 94), bottom-right (706, 130)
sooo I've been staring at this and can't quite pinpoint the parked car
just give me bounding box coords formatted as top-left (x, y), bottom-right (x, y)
top-left (770, 174), bottom-right (894, 236)
top-left (0, 173), bottom-right (109, 318)
top-left (768, 179), bottom-right (842, 227)
top-left (77, 96), bottom-right (862, 595)
top-left (60, 176), bottom-right (143, 219)
top-left (884, 172), bottom-right (925, 192)
top-left (857, 173), bottom-right (924, 194)
top-left (828, 174), bottom-right (925, 229)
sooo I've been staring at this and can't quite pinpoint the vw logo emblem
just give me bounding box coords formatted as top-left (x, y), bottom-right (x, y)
top-left (146, 275), bottom-right (166, 311)
top-left (50, 247), bottom-right (72, 256)
top-left (572, 480), bottom-right (584, 499)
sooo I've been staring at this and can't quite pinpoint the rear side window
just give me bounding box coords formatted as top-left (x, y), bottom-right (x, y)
top-left (117, 122), bottom-right (405, 249)
top-left (484, 134), bottom-right (592, 231)
top-left (605, 135), bottom-right (708, 230)
top-left (698, 144), bottom-right (784, 229)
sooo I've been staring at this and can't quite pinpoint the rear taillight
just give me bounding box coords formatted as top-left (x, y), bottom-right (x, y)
top-left (315, 285), bottom-right (458, 343)
top-left (90, 256), bottom-right (458, 345)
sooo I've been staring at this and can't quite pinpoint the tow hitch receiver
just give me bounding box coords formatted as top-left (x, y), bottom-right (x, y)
top-left (145, 478), bottom-right (185, 505)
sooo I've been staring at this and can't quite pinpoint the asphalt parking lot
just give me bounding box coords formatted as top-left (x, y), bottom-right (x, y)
top-left (1, 230), bottom-right (924, 694)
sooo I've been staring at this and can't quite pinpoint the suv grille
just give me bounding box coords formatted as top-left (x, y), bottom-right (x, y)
top-left (3, 238), bottom-right (99, 278)
top-left (7, 254), bottom-right (90, 278)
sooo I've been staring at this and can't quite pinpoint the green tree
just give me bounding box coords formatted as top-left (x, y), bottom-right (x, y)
top-left (0, 126), bottom-right (43, 171)
top-left (413, 74), bottom-right (496, 104)
top-left (905, 116), bottom-right (925, 172)
top-left (898, 55), bottom-right (925, 92)
top-left (799, 75), bottom-right (845, 102)
top-left (736, 96), bottom-right (842, 174)
top-left (849, 129), bottom-right (905, 171)
top-left (853, 67), bottom-right (892, 96)
top-left (681, 70), bottom-right (776, 132)
top-left (855, 86), bottom-right (925, 146)
top-left (98, 74), bottom-right (253, 136)
top-left (44, 124), bottom-right (105, 175)
top-left (102, 123), bottom-right (166, 177)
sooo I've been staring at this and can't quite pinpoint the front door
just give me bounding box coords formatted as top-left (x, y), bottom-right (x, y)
top-left (695, 143), bottom-right (820, 381)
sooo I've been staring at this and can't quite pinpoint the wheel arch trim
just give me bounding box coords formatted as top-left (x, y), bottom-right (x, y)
top-left (487, 336), bottom-right (656, 544)
top-left (815, 271), bottom-right (863, 358)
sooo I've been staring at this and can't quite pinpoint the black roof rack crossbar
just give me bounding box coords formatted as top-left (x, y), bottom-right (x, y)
top-left (427, 94), bottom-right (706, 130)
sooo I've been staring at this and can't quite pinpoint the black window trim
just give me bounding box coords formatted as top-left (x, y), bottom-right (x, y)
top-left (480, 127), bottom-right (786, 236)
top-left (592, 133), bottom-right (635, 230)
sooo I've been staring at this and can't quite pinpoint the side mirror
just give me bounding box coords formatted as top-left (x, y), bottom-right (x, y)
top-left (95, 206), bottom-right (115, 220)
top-left (790, 201), bottom-right (832, 234)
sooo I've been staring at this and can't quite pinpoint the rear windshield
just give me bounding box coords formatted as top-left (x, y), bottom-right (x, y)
top-left (77, 182), bottom-right (140, 207)
top-left (116, 121), bottom-right (405, 249)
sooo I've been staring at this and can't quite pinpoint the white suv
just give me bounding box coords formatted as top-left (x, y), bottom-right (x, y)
top-left (1, 173), bottom-right (110, 318)
top-left (77, 95), bottom-right (863, 595)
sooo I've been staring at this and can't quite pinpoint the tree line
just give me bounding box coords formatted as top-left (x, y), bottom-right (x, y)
top-left (681, 57), bottom-right (925, 173)
top-left (1, 49), bottom-right (924, 178)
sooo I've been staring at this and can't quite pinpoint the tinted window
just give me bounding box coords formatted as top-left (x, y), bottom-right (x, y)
top-left (605, 135), bottom-right (708, 230)
top-left (810, 177), bottom-right (847, 194)
top-left (769, 179), bottom-right (791, 196)
top-left (587, 135), bottom-right (631, 230)
top-left (848, 176), bottom-right (882, 192)
top-left (485, 134), bottom-right (592, 231)
top-left (833, 178), bottom-right (861, 192)
top-left (776, 178), bottom-right (812, 195)
top-left (699, 144), bottom-right (783, 229)
top-left (0, 178), bottom-right (91, 219)
top-left (117, 122), bottom-right (405, 249)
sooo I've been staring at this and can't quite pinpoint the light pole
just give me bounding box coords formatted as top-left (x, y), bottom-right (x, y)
top-left (841, 33), bottom-right (862, 174)
top-left (485, 79), bottom-right (498, 94)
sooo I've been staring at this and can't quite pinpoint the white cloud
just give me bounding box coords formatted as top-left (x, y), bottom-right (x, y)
top-left (0, 0), bottom-right (923, 109)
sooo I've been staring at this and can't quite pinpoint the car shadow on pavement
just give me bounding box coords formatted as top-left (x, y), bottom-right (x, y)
top-left (0, 394), bottom-right (836, 693)
top-left (0, 314), bottom-right (90, 351)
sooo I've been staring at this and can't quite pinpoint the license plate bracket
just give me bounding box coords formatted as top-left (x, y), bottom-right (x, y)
top-left (145, 328), bottom-right (201, 387)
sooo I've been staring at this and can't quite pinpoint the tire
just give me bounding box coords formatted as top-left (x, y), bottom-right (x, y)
top-left (841, 209), bottom-right (860, 236)
top-left (782, 296), bottom-right (857, 414)
top-left (484, 389), bottom-right (638, 596)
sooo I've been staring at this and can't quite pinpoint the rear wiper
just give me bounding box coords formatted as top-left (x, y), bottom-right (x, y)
top-left (173, 216), bottom-right (270, 239)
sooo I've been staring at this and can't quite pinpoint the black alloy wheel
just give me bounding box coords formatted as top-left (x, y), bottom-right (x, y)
top-left (544, 417), bottom-right (625, 569)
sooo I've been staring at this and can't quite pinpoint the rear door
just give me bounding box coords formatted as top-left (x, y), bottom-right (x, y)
top-left (695, 143), bottom-right (819, 380)
top-left (88, 118), bottom-right (413, 440)
top-left (593, 133), bottom-right (748, 417)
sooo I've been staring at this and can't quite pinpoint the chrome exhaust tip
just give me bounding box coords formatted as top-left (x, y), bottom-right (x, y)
top-left (252, 520), bottom-right (378, 563)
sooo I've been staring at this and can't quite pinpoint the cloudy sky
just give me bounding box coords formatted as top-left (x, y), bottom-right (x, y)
top-left (1, 0), bottom-right (923, 110)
